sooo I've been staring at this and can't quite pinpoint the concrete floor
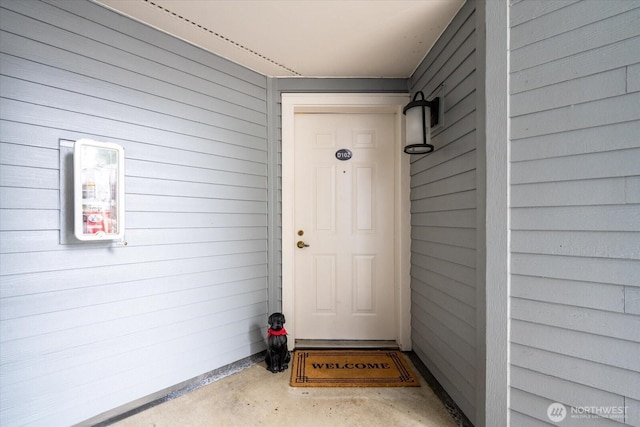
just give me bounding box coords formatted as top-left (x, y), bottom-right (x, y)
top-left (113, 354), bottom-right (458, 427)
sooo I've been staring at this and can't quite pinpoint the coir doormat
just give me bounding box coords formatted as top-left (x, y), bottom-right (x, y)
top-left (290, 350), bottom-right (420, 387)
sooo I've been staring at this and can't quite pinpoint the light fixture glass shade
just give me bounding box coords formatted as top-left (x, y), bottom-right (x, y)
top-left (405, 103), bottom-right (430, 146)
top-left (403, 90), bottom-right (435, 155)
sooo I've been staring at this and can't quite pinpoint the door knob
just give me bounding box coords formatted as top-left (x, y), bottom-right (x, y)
top-left (297, 240), bottom-right (310, 249)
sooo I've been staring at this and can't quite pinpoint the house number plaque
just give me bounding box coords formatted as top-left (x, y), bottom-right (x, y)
top-left (335, 149), bottom-right (352, 161)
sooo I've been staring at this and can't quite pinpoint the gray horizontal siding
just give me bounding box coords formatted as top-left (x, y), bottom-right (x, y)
top-left (0, 0), bottom-right (268, 425)
top-left (509, 1), bottom-right (640, 425)
top-left (408, 0), bottom-right (478, 423)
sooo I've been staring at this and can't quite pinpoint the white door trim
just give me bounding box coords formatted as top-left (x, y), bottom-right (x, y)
top-left (281, 93), bottom-right (412, 350)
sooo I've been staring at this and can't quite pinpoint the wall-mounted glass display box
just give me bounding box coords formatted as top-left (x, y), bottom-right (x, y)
top-left (74, 139), bottom-right (125, 241)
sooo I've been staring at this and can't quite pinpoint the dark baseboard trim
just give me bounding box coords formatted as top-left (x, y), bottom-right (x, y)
top-left (407, 351), bottom-right (474, 427)
top-left (82, 351), bottom-right (266, 427)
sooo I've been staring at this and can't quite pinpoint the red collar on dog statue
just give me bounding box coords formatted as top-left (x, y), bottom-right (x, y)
top-left (267, 328), bottom-right (287, 338)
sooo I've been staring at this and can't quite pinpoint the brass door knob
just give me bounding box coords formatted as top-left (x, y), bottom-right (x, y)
top-left (297, 240), bottom-right (310, 248)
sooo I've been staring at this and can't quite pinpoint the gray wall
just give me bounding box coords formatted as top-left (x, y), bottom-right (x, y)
top-left (407, 0), bottom-right (479, 423)
top-left (0, 0), bottom-right (269, 425)
top-left (508, 1), bottom-right (640, 426)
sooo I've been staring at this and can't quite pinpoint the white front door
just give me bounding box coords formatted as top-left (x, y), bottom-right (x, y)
top-left (293, 112), bottom-right (397, 340)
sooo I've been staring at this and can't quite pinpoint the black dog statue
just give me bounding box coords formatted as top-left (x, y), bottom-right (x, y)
top-left (265, 312), bottom-right (291, 373)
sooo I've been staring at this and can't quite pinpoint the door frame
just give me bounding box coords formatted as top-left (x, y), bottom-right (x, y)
top-left (281, 93), bottom-right (412, 350)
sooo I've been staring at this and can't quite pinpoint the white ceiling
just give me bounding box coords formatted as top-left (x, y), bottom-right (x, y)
top-left (95, 0), bottom-right (465, 78)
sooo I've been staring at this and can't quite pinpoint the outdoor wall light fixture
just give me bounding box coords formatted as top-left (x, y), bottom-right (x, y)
top-left (403, 91), bottom-right (440, 155)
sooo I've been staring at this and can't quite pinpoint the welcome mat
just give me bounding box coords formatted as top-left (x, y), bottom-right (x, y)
top-left (290, 350), bottom-right (420, 387)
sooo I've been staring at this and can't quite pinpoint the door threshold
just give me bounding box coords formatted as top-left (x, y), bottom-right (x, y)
top-left (295, 340), bottom-right (399, 349)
